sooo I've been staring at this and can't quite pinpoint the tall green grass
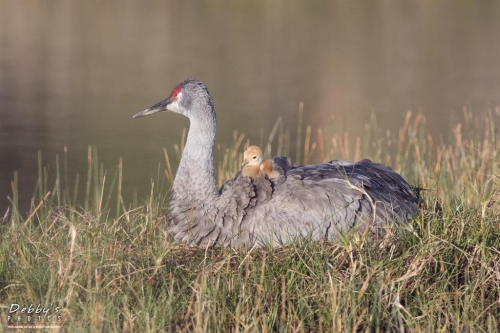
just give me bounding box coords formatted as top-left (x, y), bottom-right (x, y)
top-left (1, 109), bottom-right (499, 332)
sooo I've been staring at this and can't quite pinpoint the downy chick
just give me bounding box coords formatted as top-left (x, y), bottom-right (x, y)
top-left (241, 146), bottom-right (280, 179)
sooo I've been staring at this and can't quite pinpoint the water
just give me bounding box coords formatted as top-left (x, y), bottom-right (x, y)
top-left (1, 1), bottom-right (500, 214)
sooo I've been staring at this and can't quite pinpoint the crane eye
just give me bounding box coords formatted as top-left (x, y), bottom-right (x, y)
top-left (253, 156), bottom-right (257, 159)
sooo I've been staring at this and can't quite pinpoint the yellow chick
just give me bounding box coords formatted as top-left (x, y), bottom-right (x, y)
top-left (241, 146), bottom-right (280, 179)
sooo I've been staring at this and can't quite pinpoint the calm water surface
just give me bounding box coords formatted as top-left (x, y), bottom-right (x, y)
top-left (1, 1), bottom-right (500, 213)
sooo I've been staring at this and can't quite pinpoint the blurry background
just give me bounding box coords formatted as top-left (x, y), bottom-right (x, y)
top-left (1, 0), bottom-right (500, 213)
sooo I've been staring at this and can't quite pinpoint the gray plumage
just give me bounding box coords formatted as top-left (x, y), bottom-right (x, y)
top-left (133, 79), bottom-right (419, 248)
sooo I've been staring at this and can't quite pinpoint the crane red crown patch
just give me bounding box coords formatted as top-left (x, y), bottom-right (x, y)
top-left (170, 84), bottom-right (182, 100)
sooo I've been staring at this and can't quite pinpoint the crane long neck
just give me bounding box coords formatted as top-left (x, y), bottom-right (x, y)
top-left (172, 114), bottom-right (219, 205)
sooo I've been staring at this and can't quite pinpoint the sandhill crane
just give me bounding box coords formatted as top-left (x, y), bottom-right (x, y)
top-left (133, 79), bottom-right (419, 248)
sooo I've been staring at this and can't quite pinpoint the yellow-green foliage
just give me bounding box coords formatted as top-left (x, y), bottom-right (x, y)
top-left (1, 109), bottom-right (499, 332)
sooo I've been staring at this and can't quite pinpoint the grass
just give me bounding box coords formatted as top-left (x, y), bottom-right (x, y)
top-left (1, 108), bottom-right (500, 332)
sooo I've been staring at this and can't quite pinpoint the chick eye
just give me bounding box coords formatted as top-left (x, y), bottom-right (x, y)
top-left (253, 156), bottom-right (257, 159)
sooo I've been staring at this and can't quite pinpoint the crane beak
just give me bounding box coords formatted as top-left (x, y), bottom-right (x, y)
top-left (241, 160), bottom-right (248, 167)
top-left (133, 97), bottom-right (171, 118)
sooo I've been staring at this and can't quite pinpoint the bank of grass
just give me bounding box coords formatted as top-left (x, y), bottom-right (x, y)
top-left (1, 109), bottom-right (500, 332)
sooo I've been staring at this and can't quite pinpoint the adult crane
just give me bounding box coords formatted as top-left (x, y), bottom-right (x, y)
top-left (133, 79), bottom-right (419, 248)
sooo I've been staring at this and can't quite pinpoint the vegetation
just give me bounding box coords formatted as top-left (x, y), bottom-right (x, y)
top-left (1, 108), bottom-right (499, 332)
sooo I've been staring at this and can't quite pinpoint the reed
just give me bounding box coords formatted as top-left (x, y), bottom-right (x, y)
top-left (1, 108), bottom-right (499, 332)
